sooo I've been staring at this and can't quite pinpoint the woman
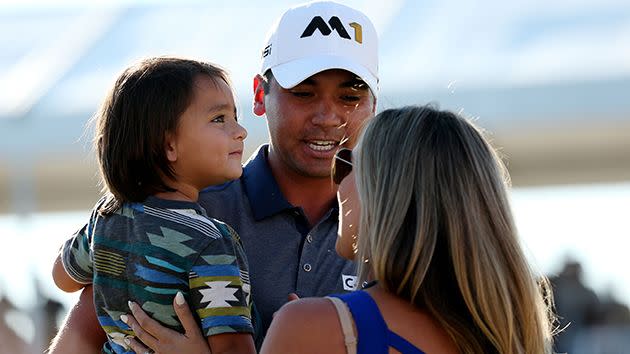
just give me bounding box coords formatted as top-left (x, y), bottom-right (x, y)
top-left (262, 105), bottom-right (555, 354)
top-left (125, 105), bottom-right (555, 354)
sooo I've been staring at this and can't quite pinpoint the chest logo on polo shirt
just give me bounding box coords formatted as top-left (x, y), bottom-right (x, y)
top-left (342, 274), bottom-right (357, 291)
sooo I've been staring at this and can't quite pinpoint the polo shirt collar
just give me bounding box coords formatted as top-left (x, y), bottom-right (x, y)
top-left (242, 144), bottom-right (294, 221)
top-left (142, 195), bottom-right (207, 216)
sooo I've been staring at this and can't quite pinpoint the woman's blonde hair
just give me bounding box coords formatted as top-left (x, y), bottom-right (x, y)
top-left (355, 105), bottom-right (555, 354)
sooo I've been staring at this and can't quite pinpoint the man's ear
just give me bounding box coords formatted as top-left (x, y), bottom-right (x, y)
top-left (165, 132), bottom-right (178, 162)
top-left (253, 74), bottom-right (266, 117)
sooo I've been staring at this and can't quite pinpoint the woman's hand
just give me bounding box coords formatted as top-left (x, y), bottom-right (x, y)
top-left (121, 292), bottom-right (211, 354)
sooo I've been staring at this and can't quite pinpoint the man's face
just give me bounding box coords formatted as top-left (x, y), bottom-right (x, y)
top-left (258, 69), bottom-right (375, 179)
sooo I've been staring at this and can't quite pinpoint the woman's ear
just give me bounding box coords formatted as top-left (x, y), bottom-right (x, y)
top-left (252, 74), bottom-right (266, 117)
top-left (165, 132), bottom-right (178, 162)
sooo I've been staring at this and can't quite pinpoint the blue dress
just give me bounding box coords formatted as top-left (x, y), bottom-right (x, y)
top-left (331, 290), bottom-right (426, 354)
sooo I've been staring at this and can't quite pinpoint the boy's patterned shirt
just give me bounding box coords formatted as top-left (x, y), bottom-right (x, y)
top-left (61, 196), bottom-right (253, 353)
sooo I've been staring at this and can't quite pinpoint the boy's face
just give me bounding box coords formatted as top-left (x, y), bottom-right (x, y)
top-left (256, 69), bottom-right (375, 179)
top-left (169, 75), bottom-right (247, 189)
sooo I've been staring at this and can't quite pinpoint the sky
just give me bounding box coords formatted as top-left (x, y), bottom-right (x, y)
top-left (1, 0), bottom-right (628, 136)
top-left (1, 0), bottom-right (629, 96)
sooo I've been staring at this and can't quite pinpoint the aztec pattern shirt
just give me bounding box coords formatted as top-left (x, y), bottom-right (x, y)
top-left (61, 196), bottom-right (253, 354)
top-left (200, 145), bottom-right (356, 338)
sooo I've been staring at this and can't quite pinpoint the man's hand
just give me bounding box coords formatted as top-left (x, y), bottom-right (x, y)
top-left (47, 285), bottom-right (106, 354)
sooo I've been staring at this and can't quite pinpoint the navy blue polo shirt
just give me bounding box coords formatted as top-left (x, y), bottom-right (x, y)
top-left (199, 144), bottom-right (356, 338)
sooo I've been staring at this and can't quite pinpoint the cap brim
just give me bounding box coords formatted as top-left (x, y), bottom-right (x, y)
top-left (270, 55), bottom-right (378, 96)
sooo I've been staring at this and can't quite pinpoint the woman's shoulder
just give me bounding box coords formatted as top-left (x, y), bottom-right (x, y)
top-left (278, 297), bottom-right (337, 318)
top-left (368, 288), bottom-right (459, 354)
top-left (269, 297), bottom-right (340, 336)
top-left (260, 297), bottom-right (347, 354)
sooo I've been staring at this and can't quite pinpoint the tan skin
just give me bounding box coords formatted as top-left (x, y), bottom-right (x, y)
top-left (254, 69), bottom-right (375, 226)
top-left (261, 166), bottom-right (457, 354)
top-left (121, 286), bottom-right (458, 354)
top-left (261, 286), bottom-right (459, 354)
top-left (126, 171), bottom-right (459, 354)
top-left (51, 75), bottom-right (254, 354)
top-left (47, 285), bottom-right (105, 354)
top-left (335, 155), bottom-right (360, 260)
top-left (122, 71), bottom-right (377, 353)
top-left (52, 77), bottom-right (247, 289)
top-left (48, 70), bottom-right (375, 353)
top-left (260, 170), bottom-right (458, 354)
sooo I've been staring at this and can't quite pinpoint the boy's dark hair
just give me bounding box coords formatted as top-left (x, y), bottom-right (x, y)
top-left (93, 57), bottom-right (230, 214)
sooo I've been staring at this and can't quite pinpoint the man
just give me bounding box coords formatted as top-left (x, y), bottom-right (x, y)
top-left (48, 1), bottom-right (378, 352)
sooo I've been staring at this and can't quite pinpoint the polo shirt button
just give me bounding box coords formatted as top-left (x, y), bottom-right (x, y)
top-left (303, 263), bottom-right (312, 272)
top-left (306, 234), bottom-right (313, 243)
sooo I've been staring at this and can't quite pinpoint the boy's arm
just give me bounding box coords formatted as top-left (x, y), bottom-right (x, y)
top-left (47, 285), bottom-right (107, 354)
top-left (52, 253), bottom-right (85, 292)
top-left (54, 222), bottom-right (94, 292)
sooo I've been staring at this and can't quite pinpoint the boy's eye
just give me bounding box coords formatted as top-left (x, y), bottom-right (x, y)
top-left (211, 115), bottom-right (225, 123)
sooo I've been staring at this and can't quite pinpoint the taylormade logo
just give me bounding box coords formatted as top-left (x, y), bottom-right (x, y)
top-left (342, 274), bottom-right (357, 291)
top-left (262, 44), bottom-right (272, 58)
top-left (300, 16), bottom-right (363, 43)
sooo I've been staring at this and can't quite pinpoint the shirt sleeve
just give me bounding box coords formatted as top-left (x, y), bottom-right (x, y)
top-left (60, 209), bottom-right (97, 285)
top-left (188, 221), bottom-right (253, 337)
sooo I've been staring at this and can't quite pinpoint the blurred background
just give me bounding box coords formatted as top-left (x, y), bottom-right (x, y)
top-left (1, 0), bottom-right (629, 353)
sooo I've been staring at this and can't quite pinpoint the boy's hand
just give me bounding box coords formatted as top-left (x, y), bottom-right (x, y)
top-left (122, 292), bottom-right (210, 354)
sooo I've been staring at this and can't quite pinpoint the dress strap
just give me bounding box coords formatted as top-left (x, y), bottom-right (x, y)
top-left (332, 291), bottom-right (389, 354)
top-left (326, 296), bottom-right (357, 354)
top-left (387, 331), bottom-right (426, 354)
top-left (333, 291), bottom-right (428, 354)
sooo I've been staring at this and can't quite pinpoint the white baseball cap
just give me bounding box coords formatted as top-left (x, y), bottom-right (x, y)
top-left (260, 1), bottom-right (379, 95)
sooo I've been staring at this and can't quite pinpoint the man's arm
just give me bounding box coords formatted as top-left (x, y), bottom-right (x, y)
top-left (207, 333), bottom-right (255, 354)
top-left (47, 285), bottom-right (106, 354)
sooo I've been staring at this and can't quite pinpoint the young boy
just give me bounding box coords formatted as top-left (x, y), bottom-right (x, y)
top-left (52, 57), bottom-right (255, 354)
